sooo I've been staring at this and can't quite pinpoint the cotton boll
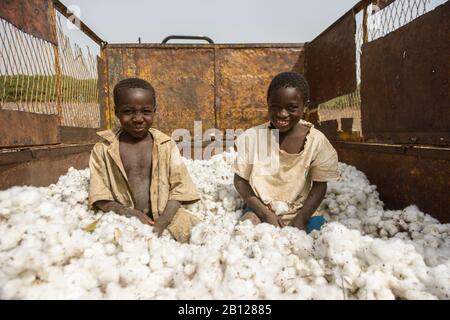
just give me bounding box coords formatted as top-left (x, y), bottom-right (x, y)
top-left (394, 232), bottom-right (409, 240)
top-left (423, 234), bottom-right (440, 248)
top-left (383, 220), bottom-right (399, 237)
top-left (1, 279), bottom-right (25, 299)
top-left (96, 265), bottom-right (120, 288)
top-left (105, 282), bottom-right (135, 300)
top-left (10, 188), bottom-right (43, 208)
top-left (0, 226), bottom-right (26, 251)
top-left (222, 196), bottom-right (237, 212)
top-left (149, 255), bottom-right (164, 271)
top-left (401, 205), bottom-right (422, 223)
top-left (270, 201), bottom-right (289, 215)
top-left (105, 243), bottom-right (117, 255)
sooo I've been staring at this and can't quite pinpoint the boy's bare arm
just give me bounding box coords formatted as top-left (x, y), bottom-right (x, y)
top-left (234, 174), bottom-right (284, 227)
top-left (290, 181), bottom-right (327, 230)
top-left (153, 200), bottom-right (181, 236)
top-left (94, 200), bottom-right (154, 225)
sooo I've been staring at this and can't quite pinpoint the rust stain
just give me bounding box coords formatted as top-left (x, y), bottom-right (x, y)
top-left (97, 55), bottom-right (108, 129)
top-left (361, 2), bottom-right (450, 146)
top-left (0, 146), bottom-right (92, 190)
top-left (130, 48), bottom-right (215, 136)
top-left (105, 45), bottom-right (304, 135)
top-left (335, 142), bottom-right (450, 223)
top-left (217, 47), bottom-right (305, 131)
top-left (305, 11), bottom-right (357, 106)
top-left (0, 0), bottom-right (57, 45)
top-left (0, 110), bottom-right (59, 148)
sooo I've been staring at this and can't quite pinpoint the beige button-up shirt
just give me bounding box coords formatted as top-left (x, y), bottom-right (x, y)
top-left (88, 127), bottom-right (200, 219)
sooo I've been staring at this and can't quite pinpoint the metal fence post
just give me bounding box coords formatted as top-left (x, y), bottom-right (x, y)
top-left (51, 8), bottom-right (62, 125)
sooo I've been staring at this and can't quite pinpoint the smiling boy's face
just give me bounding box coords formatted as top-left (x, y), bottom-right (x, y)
top-left (268, 87), bottom-right (305, 133)
top-left (115, 87), bottom-right (155, 139)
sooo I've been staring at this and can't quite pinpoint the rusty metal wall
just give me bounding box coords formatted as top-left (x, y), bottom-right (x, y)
top-left (217, 46), bottom-right (304, 131)
top-left (105, 45), bottom-right (215, 135)
top-left (105, 44), bottom-right (304, 135)
top-left (0, 144), bottom-right (93, 190)
top-left (97, 55), bottom-right (108, 129)
top-left (305, 11), bottom-right (357, 106)
top-left (334, 141), bottom-right (450, 223)
top-left (0, 110), bottom-right (59, 147)
top-left (0, 0), bottom-right (57, 45)
top-left (361, 2), bottom-right (450, 146)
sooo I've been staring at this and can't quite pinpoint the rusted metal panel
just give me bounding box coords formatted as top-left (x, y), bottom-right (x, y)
top-left (333, 141), bottom-right (450, 161)
top-left (316, 120), bottom-right (339, 141)
top-left (106, 46), bottom-right (216, 135)
top-left (217, 47), bottom-right (305, 130)
top-left (59, 127), bottom-right (100, 144)
top-left (107, 43), bottom-right (304, 49)
top-left (334, 141), bottom-right (450, 223)
top-left (305, 11), bottom-right (357, 106)
top-left (105, 48), bottom-right (124, 127)
top-left (127, 48), bottom-right (215, 136)
top-left (0, 145), bottom-right (93, 190)
top-left (341, 118), bottom-right (354, 133)
top-left (361, 2), bottom-right (450, 146)
top-left (0, 0), bottom-right (57, 45)
top-left (106, 44), bottom-right (305, 134)
top-left (97, 55), bottom-right (108, 129)
top-left (0, 143), bottom-right (94, 166)
top-left (0, 110), bottom-right (59, 147)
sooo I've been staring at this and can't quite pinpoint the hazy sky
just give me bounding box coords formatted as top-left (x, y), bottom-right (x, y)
top-left (59, 0), bottom-right (358, 54)
top-left (57, 0), bottom-right (447, 58)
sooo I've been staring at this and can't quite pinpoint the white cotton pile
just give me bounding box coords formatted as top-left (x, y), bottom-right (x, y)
top-left (321, 163), bottom-right (450, 267)
top-left (0, 150), bottom-right (449, 300)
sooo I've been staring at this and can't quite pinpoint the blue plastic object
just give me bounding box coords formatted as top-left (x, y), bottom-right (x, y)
top-left (306, 216), bottom-right (326, 233)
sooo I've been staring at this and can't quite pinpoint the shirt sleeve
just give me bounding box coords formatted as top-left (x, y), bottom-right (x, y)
top-left (168, 141), bottom-right (201, 203)
top-left (88, 144), bottom-right (115, 209)
top-left (233, 131), bottom-right (253, 181)
top-left (309, 133), bottom-right (340, 182)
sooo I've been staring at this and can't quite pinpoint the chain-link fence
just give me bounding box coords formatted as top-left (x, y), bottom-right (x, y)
top-left (317, 0), bottom-right (446, 134)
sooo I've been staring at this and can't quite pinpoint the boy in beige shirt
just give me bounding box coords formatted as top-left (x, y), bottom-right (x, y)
top-left (234, 72), bottom-right (339, 233)
top-left (89, 78), bottom-right (200, 242)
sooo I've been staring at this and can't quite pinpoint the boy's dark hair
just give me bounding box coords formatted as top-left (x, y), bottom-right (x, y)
top-left (267, 72), bottom-right (310, 105)
top-left (113, 78), bottom-right (156, 111)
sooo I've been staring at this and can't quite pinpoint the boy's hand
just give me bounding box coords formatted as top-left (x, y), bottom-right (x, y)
top-left (152, 217), bottom-right (171, 236)
top-left (289, 216), bottom-right (307, 231)
top-left (152, 200), bottom-right (181, 237)
top-left (94, 200), bottom-right (154, 226)
top-left (289, 181), bottom-right (328, 232)
top-left (289, 211), bottom-right (308, 231)
top-left (261, 209), bottom-right (285, 228)
top-left (127, 208), bottom-right (155, 226)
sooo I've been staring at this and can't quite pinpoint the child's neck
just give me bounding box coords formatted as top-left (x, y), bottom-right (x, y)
top-left (120, 130), bottom-right (150, 143)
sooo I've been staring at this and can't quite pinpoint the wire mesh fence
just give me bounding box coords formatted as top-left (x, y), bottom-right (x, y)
top-left (317, 0), bottom-right (445, 134)
top-left (55, 11), bottom-right (100, 128)
top-left (0, 9), bottom-right (101, 128)
top-left (0, 18), bottom-right (58, 114)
